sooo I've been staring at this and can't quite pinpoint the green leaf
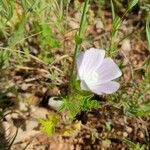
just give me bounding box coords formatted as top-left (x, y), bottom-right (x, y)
top-left (112, 16), bottom-right (121, 37)
top-left (136, 102), bottom-right (150, 117)
top-left (59, 94), bottom-right (99, 120)
top-left (146, 13), bottom-right (150, 50)
top-left (110, 0), bottom-right (115, 20)
top-left (39, 114), bottom-right (60, 136)
top-left (8, 15), bottom-right (28, 48)
top-left (0, 49), bottom-right (11, 69)
top-left (75, 33), bottom-right (83, 45)
top-left (59, 97), bottom-right (80, 119)
top-left (0, 0), bottom-right (14, 21)
top-left (21, 0), bottom-right (31, 11)
top-left (128, 0), bottom-right (139, 10)
top-left (124, 139), bottom-right (146, 150)
top-left (35, 23), bottom-right (60, 49)
top-left (80, 97), bottom-right (99, 112)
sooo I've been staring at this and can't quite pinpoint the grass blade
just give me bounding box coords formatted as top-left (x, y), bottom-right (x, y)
top-left (128, 0), bottom-right (139, 10)
top-left (146, 13), bottom-right (150, 50)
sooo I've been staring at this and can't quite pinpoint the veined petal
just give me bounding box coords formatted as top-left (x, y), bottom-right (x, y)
top-left (90, 81), bottom-right (120, 95)
top-left (76, 48), bottom-right (105, 79)
top-left (80, 80), bottom-right (90, 91)
top-left (97, 58), bottom-right (122, 83)
top-left (76, 52), bottom-right (84, 79)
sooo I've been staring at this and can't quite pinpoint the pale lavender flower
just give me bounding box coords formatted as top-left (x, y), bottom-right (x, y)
top-left (76, 48), bottom-right (122, 95)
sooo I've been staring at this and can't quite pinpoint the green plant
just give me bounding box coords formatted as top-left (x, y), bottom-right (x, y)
top-left (59, 95), bottom-right (99, 119)
top-left (35, 23), bottom-right (60, 50)
top-left (40, 114), bottom-right (60, 136)
top-left (108, 0), bottom-right (139, 57)
top-left (0, 49), bottom-right (11, 69)
top-left (0, 0), bottom-right (15, 37)
top-left (70, 0), bottom-right (90, 92)
top-left (124, 139), bottom-right (146, 150)
top-left (146, 13), bottom-right (150, 50)
top-left (108, 63), bottom-right (150, 117)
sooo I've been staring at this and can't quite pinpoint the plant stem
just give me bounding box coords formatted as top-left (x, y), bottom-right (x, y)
top-left (78, 0), bottom-right (90, 35)
top-left (70, 0), bottom-right (90, 94)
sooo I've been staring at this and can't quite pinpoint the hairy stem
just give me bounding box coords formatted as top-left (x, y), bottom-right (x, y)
top-left (70, 0), bottom-right (90, 94)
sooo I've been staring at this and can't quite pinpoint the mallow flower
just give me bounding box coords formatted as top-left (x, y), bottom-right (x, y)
top-left (76, 48), bottom-right (122, 95)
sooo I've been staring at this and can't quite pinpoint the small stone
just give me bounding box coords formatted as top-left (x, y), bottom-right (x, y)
top-left (25, 119), bottom-right (39, 131)
top-left (19, 102), bottom-right (28, 112)
top-left (48, 97), bottom-right (62, 110)
top-left (126, 126), bottom-right (133, 133)
top-left (95, 18), bottom-right (104, 32)
top-left (138, 131), bottom-right (145, 139)
top-left (121, 39), bottom-right (131, 52)
top-left (123, 132), bottom-right (128, 137)
top-left (21, 83), bottom-right (31, 91)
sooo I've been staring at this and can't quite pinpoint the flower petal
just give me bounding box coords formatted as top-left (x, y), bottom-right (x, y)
top-left (76, 48), bottom-right (105, 79)
top-left (76, 52), bottom-right (84, 79)
top-left (90, 81), bottom-right (120, 95)
top-left (97, 58), bottom-right (122, 83)
top-left (80, 80), bottom-right (90, 91)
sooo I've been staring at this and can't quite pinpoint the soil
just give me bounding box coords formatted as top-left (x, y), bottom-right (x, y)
top-left (0, 3), bottom-right (150, 150)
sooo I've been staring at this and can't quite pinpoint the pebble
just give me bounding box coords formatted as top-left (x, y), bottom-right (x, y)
top-left (48, 97), bottom-right (62, 110)
top-left (121, 39), bottom-right (131, 52)
top-left (94, 18), bottom-right (104, 33)
top-left (21, 83), bottom-right (31, 91)
top-left (123, 132), bottom-right (128, 138)
top-left (126, 126), bottom-right (133, 133)
top-left (25, 119), bottom-right (39, 131)
top-left (19, 101), bottom-right (28, 112)
top-left (138, 131), bottom-right (145, 139)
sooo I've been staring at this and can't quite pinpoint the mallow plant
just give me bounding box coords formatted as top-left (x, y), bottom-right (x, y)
top-left (40, 0), bottom-right (139, 136)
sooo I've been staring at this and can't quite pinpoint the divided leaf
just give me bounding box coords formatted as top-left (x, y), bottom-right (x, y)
top-left (39, 114), bottom-right (60, 136)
